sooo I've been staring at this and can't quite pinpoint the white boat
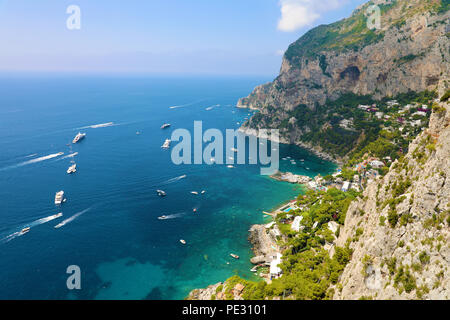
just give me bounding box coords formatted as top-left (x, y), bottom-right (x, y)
top-left (227, 165), bottom-right (234, 168)
top-left (55, 191), bottom-right (65, 205)
top-left (161, 123), bottom-right (171, 129)
top-left (201, 190), bottom-right (206, 194)
top-left (191, 191), bottom-right (199, 195)
top-left (156, 190), bottom-right (167, 197)
top-left (230, 253), bottom-right (239, 259)
top-left (161, 139), bottom-right (171, 149)
top-left (20, 227), bottom-right (30, 235)
top-left (67, 164), bottom-right (77, 174)
top-left (72, 132), bottom-right (86, 144)
top-left (158, 215), bottom-right (168, 220)
top-left (230, 148), bottom-right (238, 152)
top-left (180, 239), bottom-right (186, 245)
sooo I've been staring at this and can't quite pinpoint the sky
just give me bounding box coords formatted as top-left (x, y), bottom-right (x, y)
top-left (0, 0), bottom-right (368, 75)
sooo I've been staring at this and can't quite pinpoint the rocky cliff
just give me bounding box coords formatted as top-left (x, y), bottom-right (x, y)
top-left (333, 100), bottom-right (449, 299)
top-left (238, 0), bottom-right (449, 155)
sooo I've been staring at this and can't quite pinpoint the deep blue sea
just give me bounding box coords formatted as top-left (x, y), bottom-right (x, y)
top-left (0, 74), bottom-right (336, 299)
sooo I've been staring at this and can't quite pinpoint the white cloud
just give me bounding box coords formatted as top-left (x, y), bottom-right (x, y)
top-left (277, 0), bottom-right (349, 32)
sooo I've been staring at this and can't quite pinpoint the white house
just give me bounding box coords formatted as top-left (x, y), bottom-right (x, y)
top-left (413, 111), bottom-right (427, 117)
top-left (370, 160), bottom-right (385, 169)
top-left (269, 253), bottom-right (283, 280)
top-left (291, 216), bottom-right (303, 232)
top-left (342, 181), bottom-right (350, 192)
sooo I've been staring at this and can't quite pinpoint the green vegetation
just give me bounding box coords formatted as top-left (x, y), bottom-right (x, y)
top-left (440, 89), bottom-right (450, 102)
top-left (394, 265), bottom-right (417, 293)
top-left (284, 8), bottom-right (385, 64)
top-left (229, 246), bottom-right (353, 300)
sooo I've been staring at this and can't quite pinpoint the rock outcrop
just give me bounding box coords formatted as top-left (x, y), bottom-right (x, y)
top-left (333, 100), bottom-right (450, 300)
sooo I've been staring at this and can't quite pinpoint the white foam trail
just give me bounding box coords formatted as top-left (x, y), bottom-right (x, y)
top-left (159, 212), bottom-right (187, 220)
top-left (160, 174), bottom-right (187, 185)
top-left (1, 231), bottom-right (22, 243)
top-left (29, 213), bottom-right (63, 227)
top-left (169, 99), bottom-right (205, 109)
top-left (77, 122), bottom-right (115, 129)
top-left (0, 152), bottom-right (64, 171)
top-left (24, 153), bottom-right (38, 158)
top-left (54, 208), bottom-right (91, 229)
top-left (56, 152), bottom-right (78, 161)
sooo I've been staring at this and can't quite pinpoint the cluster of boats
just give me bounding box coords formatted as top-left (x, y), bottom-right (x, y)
top-left (53, 132), bottom-right (86, 205)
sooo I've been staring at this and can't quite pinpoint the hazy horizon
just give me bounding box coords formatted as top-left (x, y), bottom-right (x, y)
top-left (0, 0), bottom-right (367, 75)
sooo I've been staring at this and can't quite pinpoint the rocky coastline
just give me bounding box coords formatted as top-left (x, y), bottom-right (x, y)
top-left (238, 126), bottom-right (343, 165)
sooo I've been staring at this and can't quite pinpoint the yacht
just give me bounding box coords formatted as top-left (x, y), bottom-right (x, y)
top-left (20, 227), bottom-right (30, 235)
top-left (72, 132), bottom-right (86, 144)
top-left (190, 191), bottom-right (199, 195)
top-left (55, 191), bottom-right (64, 205)
top-left (201, 190), bottom-right (206, 194)
top-left (67, 164), bottom-right (77, 174)
top-left (230, 253), bottom-right (240, 259)
top-left (161, 139), bottom-right (171, 149)
top-left (180, 239), bottom-right (186, 245)
top-left (156, 190), bottom-right (167, 197)
top-left (158, 215), bottom-right (168, 220)
top-left (161, 123), bottom-right (171, 129)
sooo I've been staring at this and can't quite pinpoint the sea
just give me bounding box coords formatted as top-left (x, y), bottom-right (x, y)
top-left (0, 74), bottom-right (336, 299)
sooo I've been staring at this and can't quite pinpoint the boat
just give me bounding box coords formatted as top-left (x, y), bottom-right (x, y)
top-left (156, 190), bottom-right (166, 197)
top-left (20, 227), bottom-right (30, 235)
top-left (72, 132), bottom-right (86, 144)
top-left (193, 208), bottom-right (197, 213)
top-left (191, 191), bottom-right (199, 195)
top-left (161, 123), bottom-right (171, 129)
top-left (230, 254), bottom-right (239, 259)
top-left (67, 164), bottom-right (77, 174)
top-left (55, 191), bottom-right (65, 205)
top-left (250, 266), bottom-right (258, 273)
top-left (201, 190), bottom-right (206, 194)
top-left (230, 148), bottom-right (238, 152)
top-left (180, 239), bottom-right (186, 245)
top-left (161, 139), bottom-right (171, 149)
top-left (158, 215), bottom-right (168, 220)
top-left (227, 165), bottom-right (234, 168)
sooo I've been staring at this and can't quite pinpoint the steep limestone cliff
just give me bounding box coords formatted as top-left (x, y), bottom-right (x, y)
top-left (333, 100), bottom-right (449, 300)
top-left (238, 0), bottom-right (449, 157)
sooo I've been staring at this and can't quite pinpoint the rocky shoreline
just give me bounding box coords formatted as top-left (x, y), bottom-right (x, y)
top-left (238, 126), bottom-right (343, 165)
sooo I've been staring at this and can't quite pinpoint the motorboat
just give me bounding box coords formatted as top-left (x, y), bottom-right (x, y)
top-left (72, 132), bottom-right (86, 144)
top-left (157, 190), bottom-right (167, 197)
top-left (55, 191), bottom-right (65, 205)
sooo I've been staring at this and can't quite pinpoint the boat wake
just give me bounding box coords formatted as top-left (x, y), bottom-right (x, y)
top-left (54, 208), bottom-right (91, 229)
top-left (55, 152), bottom-right (78, 161)
top-left (160, 174), bottom-right (187, 185)
top-left (29, 213), bottom-right (63, 228)
top-left (158, 212), bottom-right (187, 220)
top-left (1, 213), bottom-right (63, 243)
top-left (0, 152), bottom-right (64, 172)
top-left (169, 99), bottom-right (205, 109)
top-left (77, 122), bottom-right (115, 129)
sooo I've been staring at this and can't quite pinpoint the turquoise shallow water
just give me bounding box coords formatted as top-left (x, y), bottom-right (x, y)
top-left (0, 74), bottom-right (336, 299)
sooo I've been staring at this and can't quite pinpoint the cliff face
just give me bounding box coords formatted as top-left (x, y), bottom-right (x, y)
top-left (239, 0), bottom-right (449, 146)
top-left (333, 100), bottom-right (449, 300)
